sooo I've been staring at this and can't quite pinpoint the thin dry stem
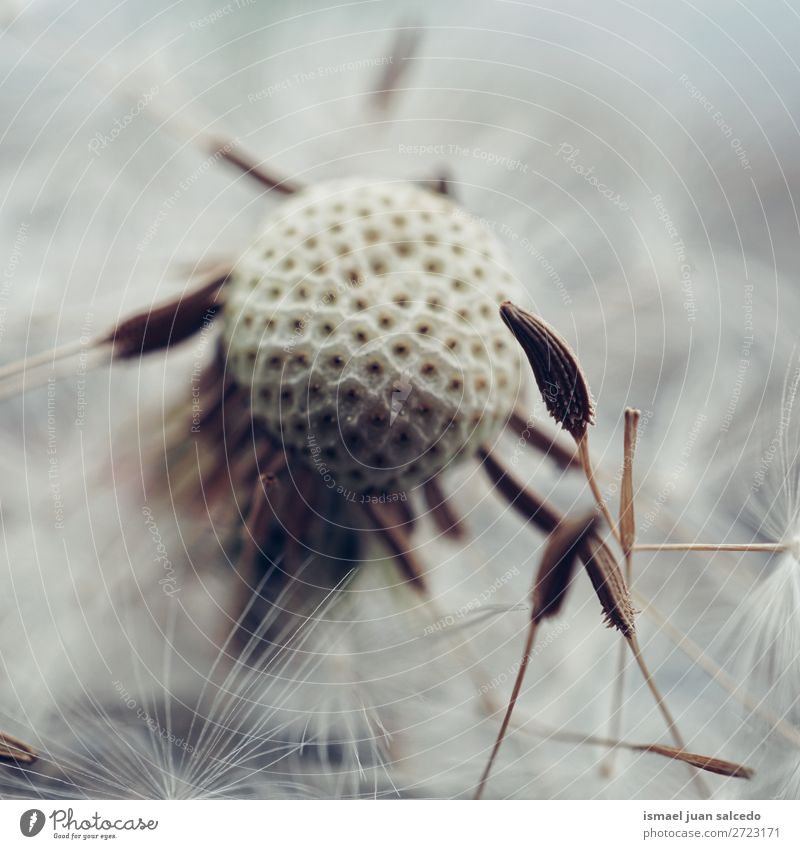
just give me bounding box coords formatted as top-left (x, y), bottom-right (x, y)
top-left (634, 543), bottom-right (785, 552)
top-left (474, 619), bottom-right (539, 800)
top-left (372, 22), bottom-right (422, 110)
top-left (578, 436), bottom-right (620, 544)
top-left (627, 633), bottom-right (710, 797)
top-left (637, 745), bottom-right (753, 779)
top-left (619, 408), bottom-right (640, 559)
top-left (475, 510), bottom-right (596, 799)
top-left (603, 408), bottom-right (640, 777)
top-left (208, 138), bottom-right (301, 194)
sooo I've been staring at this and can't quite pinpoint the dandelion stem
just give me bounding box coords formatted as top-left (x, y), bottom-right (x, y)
top-left (0, 338), bottom-right (89, 381)
top-left (627, 633), bottom-right (710, 798)
top-left (578, 435), bottom-right (620, 544)
top-left (603, 408), bottom-right (639, 777)
top-left (634, 543), bottom-right (785, 553)
top-left (474, 619), bottom-right (539, 800)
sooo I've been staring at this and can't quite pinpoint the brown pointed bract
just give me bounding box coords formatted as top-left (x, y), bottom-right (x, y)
top-left (106, 270), bottom-right (228, 359)
top-left (499, 302), bottom-right (595, 440)
top-left (532, 511), bottom-right (597, 623)
top-left (581, 532), bottom-right (637, 638)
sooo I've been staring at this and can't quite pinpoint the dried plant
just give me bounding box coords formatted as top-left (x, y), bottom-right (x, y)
top-left (499, 303), bottom-right (617, 540)
top-left (604, 407), bottom-right (640, 776)
top-left (0, 6), bottom-right (784, 803)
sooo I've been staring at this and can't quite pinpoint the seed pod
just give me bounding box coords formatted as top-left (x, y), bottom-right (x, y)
top-left (532, 511), bottom-right (597, 623)
top-left (499, 302), bottom-right (595, 440)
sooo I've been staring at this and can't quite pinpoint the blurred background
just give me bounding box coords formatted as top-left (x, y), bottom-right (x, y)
top-left (1, 0), bottom-right (800, 799)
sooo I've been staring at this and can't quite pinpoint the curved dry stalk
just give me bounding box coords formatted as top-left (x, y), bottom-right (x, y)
top-left (474, 619), bottom-right (539, 800)
top-left (478, 448), bottom-right (709, 796)
top-left (577, 435), bottom-right (620, 544)
top-left (474, 511), bottom-right (595, 799)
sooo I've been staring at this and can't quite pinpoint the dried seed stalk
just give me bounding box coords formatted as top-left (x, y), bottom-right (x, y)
top-left (474, 511), bottom-right (596, 800)
top-left (634, 543), bottom-right (785, 553)
top-left (637, 745), bottom-right (753, 779)
top-left (479, 447), bottom-right (709, 796)
top-left (0, 266), bottom-right (229, 401)
top-left (619, 408), bottom-right (640, 562)
top-left (499, 302), bottom-right (617, 539)
top-left (372, 22), bottom-right (422, 110)
top-left (604, 408), bottom-right (640, 776)
top-left (209, 139), bottom-right (301, 194)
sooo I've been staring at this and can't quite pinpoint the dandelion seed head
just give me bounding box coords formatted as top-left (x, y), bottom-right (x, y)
top-left (222, 178), bottom-right (524, 490)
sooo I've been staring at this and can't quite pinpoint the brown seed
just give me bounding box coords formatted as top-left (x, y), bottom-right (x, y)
top-left (108, 270), bottom-right (228, 359)
top-left (580, 531), bottom-right (637, 638)
top-left (532, 511), bottom-right (598, 623)
top-left (499, 302), bottom-right (594, 440)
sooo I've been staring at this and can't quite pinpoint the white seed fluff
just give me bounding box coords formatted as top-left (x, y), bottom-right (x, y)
top-left (223, 178), bottom-right (524, 490)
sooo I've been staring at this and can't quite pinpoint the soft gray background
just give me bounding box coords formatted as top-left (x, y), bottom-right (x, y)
top-left (1, 0), bottom-right (800, 799)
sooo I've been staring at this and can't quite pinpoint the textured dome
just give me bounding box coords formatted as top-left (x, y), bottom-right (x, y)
top-left (222, 178), bottom-right (524, 492)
